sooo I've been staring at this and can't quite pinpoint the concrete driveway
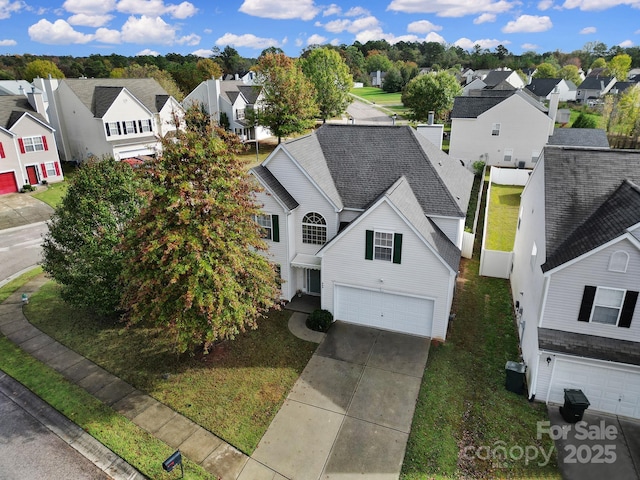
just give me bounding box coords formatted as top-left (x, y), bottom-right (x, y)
top-left (0, 193), bottom-right (53, 230)
top-left (247, 321), bottom-right (430, 480)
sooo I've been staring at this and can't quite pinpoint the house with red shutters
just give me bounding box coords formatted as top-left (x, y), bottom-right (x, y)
top-left (0, 94), bottom-right (63, 195)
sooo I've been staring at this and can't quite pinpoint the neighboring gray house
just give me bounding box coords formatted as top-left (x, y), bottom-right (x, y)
top-left (576, 76), bottom-right (616, 103)
top-left (250, 124), bottom-right (473, 340)
top-left (547, 127), bottom-right (609, 148)
top-left (511, 147), bottom-right (640, 419)
top-left (525, 78), bottom-right (577, 102)
top-left (482, 70), bottom-right (525, 90)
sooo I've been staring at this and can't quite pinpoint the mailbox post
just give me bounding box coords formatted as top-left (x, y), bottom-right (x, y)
top-left (162, 450), bottom-right (184, 478)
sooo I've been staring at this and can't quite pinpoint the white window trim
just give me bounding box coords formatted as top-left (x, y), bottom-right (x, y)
top-left (302, 212), bottom-right (327, 245)
top-left (255, 214), bottom-right (272, 240)
top-left (23, 136), bottom-right (44, 152)
top-left (123, 120), bottom-right (136, 134)
top-left (590, 286), bottom-right (626, 326)
top-left (374, 230), bottom-right (394, 262)
top-left (608, 251), bottom-right (629, 273)
top-left (504, 149), bottom-right (513, 163)
top-left (44, 162), bottom-right (56, 177)
top-left (140, 119), bottom-right (152, 133)
top-left (107, 122), bottom-right (120, 136)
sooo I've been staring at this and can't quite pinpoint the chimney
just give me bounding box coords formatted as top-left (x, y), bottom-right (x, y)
top-left (427, 111), bottom-right (434, 125)
top-left (548, 86), bottom-right (560, 136)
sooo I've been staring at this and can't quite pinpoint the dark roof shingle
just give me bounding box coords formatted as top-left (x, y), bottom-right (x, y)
top-left (251, 165), bottom-right (299, 211)
top-left (539, 328), bottom-right (640, 365)
top-left (0, 96), bottom-right (48, 129)
top-left (547, 127), bottom-right (610, 148)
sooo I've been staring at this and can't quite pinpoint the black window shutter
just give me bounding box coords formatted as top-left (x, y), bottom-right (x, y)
top-left (578, 286), bottom-right (596, 322)
top-left (133, 121), bottom-right (138, 133)
top-left (105, 123), bottom-right (110, 137)
top-left (619, 290), bottom-right (638, 328)
top-left (118, 122), bottom-right (123, 135)
top-left (271, 215), bottom-right (279, 242)
top-left (365, 230), bottom-right (373, 260)
top-left (138, 120), bottom-right (142, 132)
top-left (393, 233), bottom-right (403, 264)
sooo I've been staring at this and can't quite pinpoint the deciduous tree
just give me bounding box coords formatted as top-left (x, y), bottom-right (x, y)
top-left (119, 114), bottom-right (280, 354)
top-left (301, 47), bottom-right (352, 122)
top-left (401, 71), bottom-right (461, 123)
top-left (41, 158), bottom-right (145, 316)
top-left (23, 59), bottom-right (64, 82)
top-left (254, 53), bottom-right (318, 143)
top-left (559, 65), bottom-right (581, 85)
top-left (533, 62), bottom-right (559, 78)
top-left (606, 54), bottom-right (632, 81)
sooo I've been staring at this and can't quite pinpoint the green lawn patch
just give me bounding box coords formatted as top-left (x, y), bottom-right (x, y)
top-left (239, 140), bottom-right (278, 169)
top-left (24, 280), bottom-right (317, 454)
top-left (0, 266), bottom-right (43, 303)
top-left (567, 109), bottom-right (604, 129)
top-left (351, 87), bottom-right (403, 105)
top-left (401, 255), bottom-right (559, 480)
top-left (485, 184), bottom-right (523, 251)
top-left (32, 181), bottom-right (69, 209)
top-left (0, 336), bottom-right (214, 479)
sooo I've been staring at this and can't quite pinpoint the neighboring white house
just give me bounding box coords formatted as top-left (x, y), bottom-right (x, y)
top-left (461, 78), bottom-right (486, 96)
top-left (482, 70), bottom-right (525, 90)
top-left (34, 77), bottom-right (183, 163)
top-left (525, 78), bottom-right (577, 102)
top-left (250, 124), bottom-right (474, 340)
top-left (182, 78), bottom-right (270, 142)
top-left (510, 147), bottom-right (640, 419)
top-left (0, 95), bottom-right (63, 194)
top-left (449, 89), bottom-right (558, 168)
top-left (576, 76), bottom-right (617, 103)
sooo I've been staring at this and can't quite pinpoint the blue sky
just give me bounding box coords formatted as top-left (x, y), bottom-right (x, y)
top-left (0, 0), bottom-right (637, 59)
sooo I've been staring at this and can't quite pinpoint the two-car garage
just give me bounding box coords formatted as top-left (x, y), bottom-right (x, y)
top-left (334, 285), bottom-right (434, 337)
top-left (0, 172), bottom-right (18, 195)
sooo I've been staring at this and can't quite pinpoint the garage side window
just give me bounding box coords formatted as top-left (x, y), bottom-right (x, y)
top-left (577, 285), bottom-right (638, 328)
top-left (365, 230), bottom-right (403, 264)
top-left (302, 212), bottom-right (326, 245)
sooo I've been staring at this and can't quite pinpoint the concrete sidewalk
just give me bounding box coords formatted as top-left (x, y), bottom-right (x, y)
top-left (0, 275), bottom-right (250, 479)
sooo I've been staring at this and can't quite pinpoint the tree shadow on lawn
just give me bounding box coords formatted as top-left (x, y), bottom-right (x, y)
top-left (496, 192), bottom-right (522, 206)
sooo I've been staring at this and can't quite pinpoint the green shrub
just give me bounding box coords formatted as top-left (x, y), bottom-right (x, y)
top-left (472, 160), bottom-right (486, 176)
top-left (572, 112), bottom-right (597, 129)
top-left (306, 309), bottom-right (333, 332)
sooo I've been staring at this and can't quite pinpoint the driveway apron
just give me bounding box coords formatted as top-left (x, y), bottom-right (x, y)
top-left (247, 321), bottom-right (430, 480)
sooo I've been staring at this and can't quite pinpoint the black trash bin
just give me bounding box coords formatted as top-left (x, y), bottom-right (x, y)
top-left (560, 389), bottom-right (590, 423)
top-left (505, 361), bottom-right (526, 394)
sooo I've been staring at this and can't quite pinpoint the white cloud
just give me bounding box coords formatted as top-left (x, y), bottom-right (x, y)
top-left (473, 13), bottom-right (496, 24)
top-left (619, 39), bottom-right (633, 47)
top-left (407, 20), bottom-right (443, 33)
top-left (121, 15), bottom-right (176, 44)
top-left (0, 39), bottom-right (17, 46)
top-left (0, 0), bottom-right (25, 19)
top-left (28, 19), bottom-right (93, 44)
top-left (307, 33), bottom-right (327, 44)
top-left (323, 19), bottom-right (350, 33)
top-left (563, 0), bottom-right (640, 10)
top-left (67, 13), bottom-right (113, 27)
top-left (93, 27), bottom-right (121, 43)
top-left (636, 29), bottom-right (640, 34)
top-left (454, 37), bottom-right (508, 49)
top-left (191, 48), bottom-right (213, 57)
top-left (537, 0), bottom-right (553, 9)
top-left (323, 3), bottom-right (341, 16)
top-left (116, 0), bottom-right (197, 19)
top-left (345, 6), bottom-right (370, 16)
top-left (215, 32), bottom-right (281, 49)
top-left (321, 15), bottom-right (380, 34)
top-left (63, 0), bottom-right (116, 15)
top-left (387, 0), bottom-right (517, 17)
top-left (239, 0), bottom-right (319, 20)
top-left (502, 14), bottom-right (552, 33)
top-left (295, 37), bottom-right (304, 47)
top-left (521, 42), bottom-right (539, 50)
top-left (177, 33), bottom-right (200, 45)
top-left (579, 26), bottom-right (596, 34)
top-left (355, 27), bottom-right (445, 45)
top-left (137, 48), bottom-right (159, 55)
top-left (330, 38), bottom-right (340, 45)
top-left (204, 28), bottom-right (212, 34)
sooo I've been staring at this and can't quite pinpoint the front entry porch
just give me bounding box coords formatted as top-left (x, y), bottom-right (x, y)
top-left (284, 294), bottom-right (321, 314)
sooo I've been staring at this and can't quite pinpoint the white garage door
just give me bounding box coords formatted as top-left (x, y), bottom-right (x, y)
top-left (335, 285), bottom-right (433, 337)
top-left (549, 359), bottom-right (640, 419)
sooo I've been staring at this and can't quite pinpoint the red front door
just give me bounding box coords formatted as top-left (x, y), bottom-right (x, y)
top-left (26, 165), bottom-right (38, 185)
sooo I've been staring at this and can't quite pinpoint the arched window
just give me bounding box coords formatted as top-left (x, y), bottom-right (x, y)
top-left (608, 251), bottom-right (629, 273)
top-left (302, 212), bottom-right (327, 245)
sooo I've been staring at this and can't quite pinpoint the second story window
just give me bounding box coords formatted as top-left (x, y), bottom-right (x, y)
top-left (302, 212), bottom-right (327, 245)
top-left (21, 136), bottom-right (45, 152)
top-left (123, 120), bottom-right (137, 134)
top-left (491, 123), bottom-right (501, 136)
top-left (139, 119), bottom-right (152, 133)
top-left (106, 122), bottom-right (121, 136)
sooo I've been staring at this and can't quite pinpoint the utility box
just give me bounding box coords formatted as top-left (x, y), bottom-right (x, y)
top-left (505, 361), bottom-right (526, 394)
top-left (560, 389), bottom-right (590, 423)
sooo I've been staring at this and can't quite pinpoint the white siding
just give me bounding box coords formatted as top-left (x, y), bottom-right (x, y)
top-left (542, 239), bottom-right (640, 341)
top-left (321, 201), bottom-right (454, 340)
top-left (449, 95), bottom-right (552, 169)
top-left (429, 215), bottom-right (464, 248)
top-left (338, 209), bottom-right (363, 224)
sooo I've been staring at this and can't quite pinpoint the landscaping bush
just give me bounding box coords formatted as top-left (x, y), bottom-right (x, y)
top-left (472, 160), bottom-right (485, 176)
top-left (306, 309), bottom-right (333, 332)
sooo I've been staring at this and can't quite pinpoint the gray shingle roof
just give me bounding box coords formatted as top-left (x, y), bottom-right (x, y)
top-left (525, 78), bottom-right (561, 97)
top-left (313, 124), bottom-right (473, 217)
top-left (577, 76), bottom-right (614, 90)
top-left (251, 165), bottom-right (299, 211)
top-left (547, 127), bottom-right (610, 148)
top-left (538, 328), bottom-right (640, 365)
top-left (542, 179), bottom-right (640, 272)
top-left (237, 85), bottom-right (261, 104)
top-left (541, 147), bottom-right (640, 271)
top-left (483, 70), bottom-right (513, 87)
top-left (0, 95), bottom-right (49, 129)
top-left (62, 78), bottom-right (170, 117)
top-left (452, 89), bottom-right (546, 119)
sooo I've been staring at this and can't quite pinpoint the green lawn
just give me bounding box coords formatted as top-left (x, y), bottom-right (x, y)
top-left (239, 139), bottom-right (278, 169)
top-left (32, 181), bottom-right (68, 209)
top-left (567, 109), bottom-right (604, 128)
top-left (24, 280), bottom-right (317, 454)
top-left (401, 202), bottom-right (559, 479)
top-left (485, 184), bottom-right (524, 251)
top-left (0, 272), bottom-right (214, 479)
top-left (351, 87), bottom-right (403, 105)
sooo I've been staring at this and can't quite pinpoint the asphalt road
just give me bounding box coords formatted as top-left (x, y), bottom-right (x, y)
top-left (0, 222), bottom-right (48, 284)
top-left (346, 100), bottom-right (396, 125)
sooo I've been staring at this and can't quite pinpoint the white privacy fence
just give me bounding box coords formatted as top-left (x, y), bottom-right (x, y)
top-left (479, 167), bottom-right (530, 278)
